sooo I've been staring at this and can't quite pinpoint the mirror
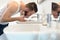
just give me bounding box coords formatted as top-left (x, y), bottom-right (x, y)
top-left (37, 0), bottom-right (45, 4)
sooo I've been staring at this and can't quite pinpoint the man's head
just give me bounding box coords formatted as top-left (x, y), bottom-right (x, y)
top-left (22, 2), bottom-right (38, 17)
top-left (57, 2), bottom-right (60, 12)
top-left (58, 6), bottom-right (60, 16)
top-left (52, 2), bottom-right (60, 18)
top-left (52, 2), bottom-right (59, 11)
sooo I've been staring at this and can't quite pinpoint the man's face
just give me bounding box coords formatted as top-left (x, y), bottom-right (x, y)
top-left (52, 6), bottom-right (60, 17)
top-left (52, 10), bottom-right (58, 18)
top-left (23, 7), bottom-right (34, 16)
top-left (20, 6), bottom-right (31, 16)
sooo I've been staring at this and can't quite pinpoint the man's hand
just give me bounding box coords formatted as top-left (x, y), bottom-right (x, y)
top-left (20, 10), bottom-right (25, 16)
top-left (17, 16), bottom-right (26, 22)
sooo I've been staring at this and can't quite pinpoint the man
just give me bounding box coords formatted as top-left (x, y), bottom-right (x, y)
top-left (0, 1), bottom-right (38, 40)
top-left (52, 2), bottom-right (60, 19)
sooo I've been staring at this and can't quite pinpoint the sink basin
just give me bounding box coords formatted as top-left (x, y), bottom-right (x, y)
top-left (5, 32), bottom-right (38, 40)
top-left (4, 21), bottom-right (60, 40)
top-left (4, 21), bottom-right (41, 32)
top-left (4, 21), bottom-right (41, 40)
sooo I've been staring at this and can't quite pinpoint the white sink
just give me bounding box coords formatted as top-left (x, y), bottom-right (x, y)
top-left (4, 21), bottom-right (60, 40)
top-left (4, 32), bottom-right (39, 40)
top-left (4, 21), bottom-right (41, 40)
top-left (4, 21), bottom-right (41, 32)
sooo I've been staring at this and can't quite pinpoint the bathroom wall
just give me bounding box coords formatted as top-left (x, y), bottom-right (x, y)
top-left (0, 0), bottom-right (51, 15)
top-left (0, 0), bottom-right (60, 13)
top-left (0, 0), bottom-right (10, 8)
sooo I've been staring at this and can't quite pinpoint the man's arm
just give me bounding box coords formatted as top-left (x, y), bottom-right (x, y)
top-left (1, 1), bottom-right (26, 22)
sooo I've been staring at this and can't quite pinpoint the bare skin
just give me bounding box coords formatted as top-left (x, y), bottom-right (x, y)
top-left (52, 11), bottom-right (58, 18)
top-left (1, 1), bottom-right (26, 22)
top-left (52, 4), bottom-right (60, 18)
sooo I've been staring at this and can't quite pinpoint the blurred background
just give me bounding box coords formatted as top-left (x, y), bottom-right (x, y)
top-left (0, 0), bottom-right (60, 40)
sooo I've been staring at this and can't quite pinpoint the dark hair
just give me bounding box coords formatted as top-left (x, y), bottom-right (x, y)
top-left (58, 11), bottom-right (60, 16)
top-left (26, 2), bottom-right (38, 12)
top-left (52, 2), bottom-right (59, 11)
top-left (52, 2), bottom-right (60, 16)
